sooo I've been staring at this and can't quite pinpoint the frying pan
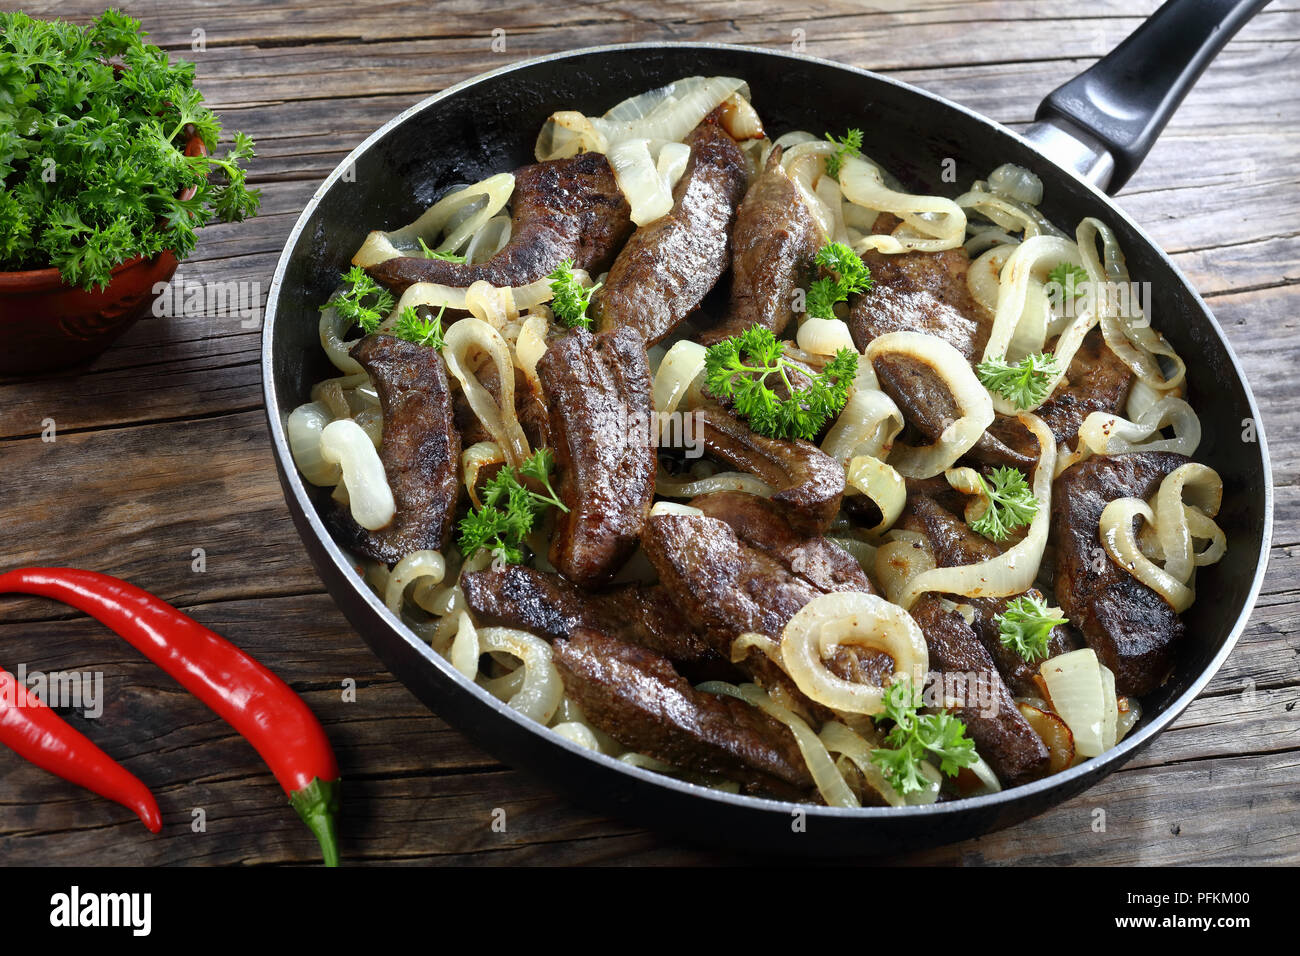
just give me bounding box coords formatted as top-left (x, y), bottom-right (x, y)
top-left (260, 0), bottom-right (1275, 854)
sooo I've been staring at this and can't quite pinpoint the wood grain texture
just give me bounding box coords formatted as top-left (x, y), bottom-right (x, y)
top-left (1, 0), bottom-right (1297, 866)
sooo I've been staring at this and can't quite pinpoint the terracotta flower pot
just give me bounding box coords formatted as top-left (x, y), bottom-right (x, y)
top-left (0, 132), bottom-right (207, 376)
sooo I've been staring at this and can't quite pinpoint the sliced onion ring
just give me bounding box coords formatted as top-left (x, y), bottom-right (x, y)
top-left (866, 331), bottom-right (994, 478)
top-left (776, 591), bottom-right (928, 715)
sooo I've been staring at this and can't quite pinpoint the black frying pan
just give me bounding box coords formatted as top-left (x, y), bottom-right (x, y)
top-left (260, 0), bottom-right (1275, 854)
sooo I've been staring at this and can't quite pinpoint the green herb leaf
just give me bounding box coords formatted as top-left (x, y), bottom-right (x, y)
top-left (806, 241), bottom-right (873, 319)
top-left (868, 680), bottom-right (978, 795)
top-left (417, 237), bottom-right (465, 262)
top-left (1046, 262), bottom-right (1088, 303)
top-left (457, 448), bottom-right (568, 563)
top-left (996, 593), bottom-right (1067, 663)
top-left (975, 351), bottom-right (1061, 409)
top-left (548, 258), bottom-right (600, 330)
top-left (322, 265), bottom-right (394, 334)
top-left (969, 466), bottom-right (1038, 542)
top-left (393, 304), bottom-right (446, 348)
top-left (823, 128), bottom-right (863, 179)
top-left (704, 325), bottom-right (857, 442)
top-left (0, 10), bottom-right (259, 289)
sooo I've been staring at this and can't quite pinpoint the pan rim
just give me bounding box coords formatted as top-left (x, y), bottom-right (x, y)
top-left (260, 41), bottom-right (1274, 825)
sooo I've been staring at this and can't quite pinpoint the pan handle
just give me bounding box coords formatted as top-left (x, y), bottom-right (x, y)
top-left (1028, 0), bottom-right (1270, 193)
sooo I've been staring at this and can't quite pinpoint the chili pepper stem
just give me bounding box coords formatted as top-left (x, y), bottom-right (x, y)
top-left (289, 777), bottom-right (342, 867)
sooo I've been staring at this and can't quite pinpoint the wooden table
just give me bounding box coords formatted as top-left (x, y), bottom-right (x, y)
top-left (2, 0), bottom-right (1297, 866)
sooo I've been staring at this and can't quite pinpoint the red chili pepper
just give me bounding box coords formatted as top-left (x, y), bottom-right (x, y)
top-left (0, 666), bottom-right (162, 833)
top-left (0, 568), bottom-right (341, 866)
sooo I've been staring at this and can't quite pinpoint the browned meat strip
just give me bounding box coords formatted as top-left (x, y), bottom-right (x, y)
top-left (643, 509), bottom-right (892, 715)
top-left (899, 496), bottom-right (1075, 696)
top-left (699, 145), bottom-right (824, 344)
top-left (536, 326), bottom-right (655, 588)
top-left (848, 243), bottom-right (989, 357)
top-left (872, 353), bottom-right (1037, 470)
top-left (848, 238), bottom-right (1032, 469)
top-left (689, 405), bottom-right (845, 535)
top-left (461, 565), bottom-right (731, 677)
top-left (689, 491), bottom-right (872, 595)
top-left (593, 121), bottom-right (748, 345)
top-left (367, 152), bottom-right (633, 293)
top-left (910, 595), bottom-right (1049, 785)
top-left (987, 327), bottom-right (1134, 457)
top-left (553, 627), bottom-right (814, 797)
top-left (328, 334), bottom-right (460, 563)
top-left (1052, 452), bottom-right (1189, 696)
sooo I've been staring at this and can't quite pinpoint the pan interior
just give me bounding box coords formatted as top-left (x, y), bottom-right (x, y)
top-left (266, 45), bottom-right (1269, 823)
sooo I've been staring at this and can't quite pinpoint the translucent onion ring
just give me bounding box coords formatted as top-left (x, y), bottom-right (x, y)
top-left (654, 467), bottom-right (774, 499)
top-left (461, 441), bottom-right (506, 509)
top-left (980, 234), bottom-right (1083, 365)
top-left (477, 627), bottom-right (564, 724)
top-left (1077, 217), bottom-right (1186, 393)
top-left (352, 173), bottom-right (515, 267)
top-left (818, 721), bottom-right (905, 807)
top-left (442, 317), bottom-right (531, 469)
top-left (845, 455), bottom-right (906, 535)
top-left (866, 331), bottom-right (994, 478)
top-left (319, 418), bottom-right (395, 531)
top-left (777, 591), bottom-right (929, 715)
top-left (652, 339), bottom-right (708, 416)
top-left (287, 401), bottom-right (342, 486)
top-left (898, 412), bottom-right (1056, 609)
top-left (838, 155), bottom-right (966, 254)
top-left (1077, 396), bottom-right (1202, 460)
top-left (821, 387), bottom-right (904, 468)
top-left (1155, 463), bottom-right (1225, 585)
top-left (1100, 498), bottom-right (1194, 612)
top-left (384, 550), bottom-right (446, 614)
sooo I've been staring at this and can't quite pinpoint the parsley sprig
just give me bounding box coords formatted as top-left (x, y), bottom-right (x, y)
top-left (322, 266), bottom-right (394, 334)
top-left (457, 449), bottom-right (569, 564)
top-left (969, 466), bottom-right (1038, 542)
top-left (807, 242), bottom-right (874, 320)
top-left (704, 326), bottom-right (858, 441)
top-left (548, 259), bottom-right (600, 330)
top-left (996, 593), bottom-right (1067, 663)
top-left (976, 351), bottom-right (1061, 409)
top-left (823, 128), bottom-right (863, 179)
top-left (0, 10), bottom-right (260, 289)
top-left (1046, 262), bottom-right (1089, 305)
top-left (393, 304), bottom-right (446, 348)
top-left (417, 237), bottom-right (465, 262)
top-left (869, 680), bottom-right (978, 796)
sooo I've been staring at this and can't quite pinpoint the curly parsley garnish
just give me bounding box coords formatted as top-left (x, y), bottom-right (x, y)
top-left (1046, 262), bottom-right (1089, 304)
top-left (457, 449), bottom-right (568, 564)
top-left (417, 237), bottom-right (465, 262)
top-left (823, 128), bottom-right (863, 179)
top-left (704, 326), bottom-right (857, 442)
top-left (393, 304), bottom-right (446, 348)
top-left (321, 265), bottom-right (394, 334)
top-left (975, 352), bottom-right (1061, 409)
top-left (996, 594), bottom-right (1067, 663)
top-left (548, 259), bottom-right (601, 330)
top-left (0, 9), bottom-right (260, 289)
top-left (869, 680), bottom-right (978, 796)
top-left (969, 466), bottom-right (1038, 542)
top-left (807, 242), bottom-right (873, 320)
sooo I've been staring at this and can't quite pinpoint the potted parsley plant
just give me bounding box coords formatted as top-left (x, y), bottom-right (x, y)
top-left (0, 8), bottom-right (259, 373)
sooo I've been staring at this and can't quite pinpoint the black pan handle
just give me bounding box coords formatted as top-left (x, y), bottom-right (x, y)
top-left (1035, 0), bottom-right (1270, 192)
